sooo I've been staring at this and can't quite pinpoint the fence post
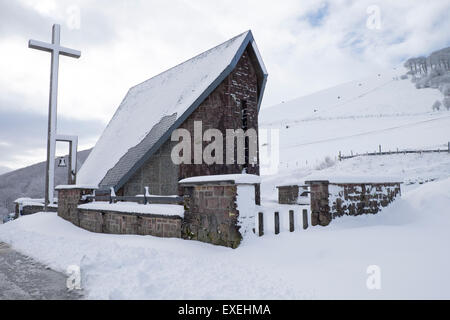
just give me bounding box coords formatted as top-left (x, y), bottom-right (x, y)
top-left (274, 212), bottom-right (280, 235)
top-left (302, 209), bottom-right (308, 229)
top-left (109, 187), bottom-right (116, 204)
top-left (144, 186), bottom-right (149, 205)
top-left (379, 145), bottom-right (382, 153)
top-left (289, 210), bottom-right (294, 232)
top-left (258, 212), bottom-right (264, 236)
top-left (448, 141), bottom-right (450, 153)
top-left (338, 151), bottom-right (341, 161)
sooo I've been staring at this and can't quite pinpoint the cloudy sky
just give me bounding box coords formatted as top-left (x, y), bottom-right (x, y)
top-left (0, 0), bottom-right (449, 172)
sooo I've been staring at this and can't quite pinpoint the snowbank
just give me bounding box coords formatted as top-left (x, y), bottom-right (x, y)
top-left (1, 178), bottom-right (450, 299)
top-left (55, 184), bottom-right (98, 190)
top-left (179, 173), bottom-right (261, 184)
top-left (78, 201), bottom-right (184, 217)
top-left (304, 175), bottom-right (403, 184)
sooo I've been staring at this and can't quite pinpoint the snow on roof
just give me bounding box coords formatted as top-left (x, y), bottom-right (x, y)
top-left (179, 174), bottom-right (261, 185)
top-left (78, 30), bottom-right (267, 190)
top-left (78, 201), bottom-right (184, 217)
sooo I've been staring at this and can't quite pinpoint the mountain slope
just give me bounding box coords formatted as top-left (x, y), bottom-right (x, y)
top-left (0, 149), bottom-right (91, 217)
top-left (259, 68), bottom-right (450, 175)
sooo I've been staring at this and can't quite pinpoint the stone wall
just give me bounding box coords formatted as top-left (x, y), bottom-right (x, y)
top-left (57, 178), bottom-right (257, 248)
top-left (306, 181), bottom-right (332, 226)
top-left (21, 205), bottom-right (57, 216)
top-left (77, 209), bottom-right (181, 238)
top-left (329, 182), bottom-right (401, 217)
top-left (120, 45), bottom-right (261, 202)
top-left (181, 184), bottom-right (241, 248)
top-left (57, 188), bottom-right (93, 224)
top-left (305, 180), bottom-right (401, 226)
top-left (57, 187), bottom-right (181, 239)
top-left (14, 201), bottom-right (57, 217)
top-left (277, 185), bottom-right (309, 205)
top-left (278, 185), bottom-right (299, 204)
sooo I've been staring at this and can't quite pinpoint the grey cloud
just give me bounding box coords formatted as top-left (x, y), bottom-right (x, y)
top-left (0, 1), bottom-right (49, 36)
top-left (0, 106), bottom-right (104, 165)
top-left (0, 1), bottom-right (117, 46)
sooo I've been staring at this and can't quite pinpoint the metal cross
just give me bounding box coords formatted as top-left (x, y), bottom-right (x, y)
top-left (29, 24), bottom-right (81, 210)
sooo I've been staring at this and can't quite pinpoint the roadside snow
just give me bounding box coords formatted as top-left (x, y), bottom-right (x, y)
top-left (304, 175), bottom-right (403, 184)
top-left (55, 185), bottom-right (98, 190)
top-left (1, 177), bottom-right (449, 299)
top-left (179, 173), bottom-right (261, 184)
top-left (78, 202), bottom-right (184, 217)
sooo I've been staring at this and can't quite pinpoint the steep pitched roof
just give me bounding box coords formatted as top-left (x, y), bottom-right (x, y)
top-left (77, 30), bottom-right (268, 190)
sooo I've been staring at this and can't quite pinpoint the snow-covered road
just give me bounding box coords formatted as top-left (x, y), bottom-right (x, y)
top-left (0, 242), bottom-right (82, 300)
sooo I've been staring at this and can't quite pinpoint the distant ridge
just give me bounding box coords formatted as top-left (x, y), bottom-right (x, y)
top-left (0, 149), bottom-right (91, 218)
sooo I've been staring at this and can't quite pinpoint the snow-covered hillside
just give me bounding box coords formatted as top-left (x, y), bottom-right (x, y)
top-left (259, 68), bottom-right (450, 172)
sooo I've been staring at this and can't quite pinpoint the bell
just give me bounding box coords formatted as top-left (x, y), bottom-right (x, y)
top-left (58, 157), bottom-right (67, 167)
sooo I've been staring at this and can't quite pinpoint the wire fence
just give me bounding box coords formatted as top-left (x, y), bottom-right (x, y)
top-left (338, 142), bottom-right (450, 161)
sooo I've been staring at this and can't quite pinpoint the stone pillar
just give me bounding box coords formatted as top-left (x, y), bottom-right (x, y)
top-left (14, 202), bottom-right (20, 219)
top-left (180, 179), bottom-right (258, 248)
top-left (56, 185), bottom-right (97, 226)
top-left (305, 180), bottom-right (331, 226)
top-left (277, 185), bottom-right (300, 204)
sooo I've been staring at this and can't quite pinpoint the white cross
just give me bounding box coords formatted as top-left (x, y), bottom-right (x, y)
top-left (29, 24), bottom-right (81, 210)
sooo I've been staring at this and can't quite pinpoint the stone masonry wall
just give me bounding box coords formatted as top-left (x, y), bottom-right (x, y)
top-left (278, 185), bottom-right (300, 204)
top-left (57, 188), bottom-right (181, 238)
top-left (21, 205), bottom-right (57, 216)
top-left (307, 181), bottom-right (331, 226)
top-left (77, 209), bottom-right (181, 238)
top-left (306, 180), bottom-right (401, 226)
top-left (57, 188), bottom-right (93, 225)
top-left (181, 184), bottom-right (242, 248)
top-left (329, 182), bottom-right (401, 217)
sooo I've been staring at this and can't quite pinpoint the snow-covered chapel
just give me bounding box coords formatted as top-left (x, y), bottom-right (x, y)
top-left (77, 30), bottom-right (268, 199)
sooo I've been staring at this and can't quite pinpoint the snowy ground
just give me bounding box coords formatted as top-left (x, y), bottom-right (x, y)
top-left (1, 69), bottom-right (449, 299)
top-left (0, 170), bottom-right (449, 299)
top-left (0, 242), bottom-right (82, 300)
